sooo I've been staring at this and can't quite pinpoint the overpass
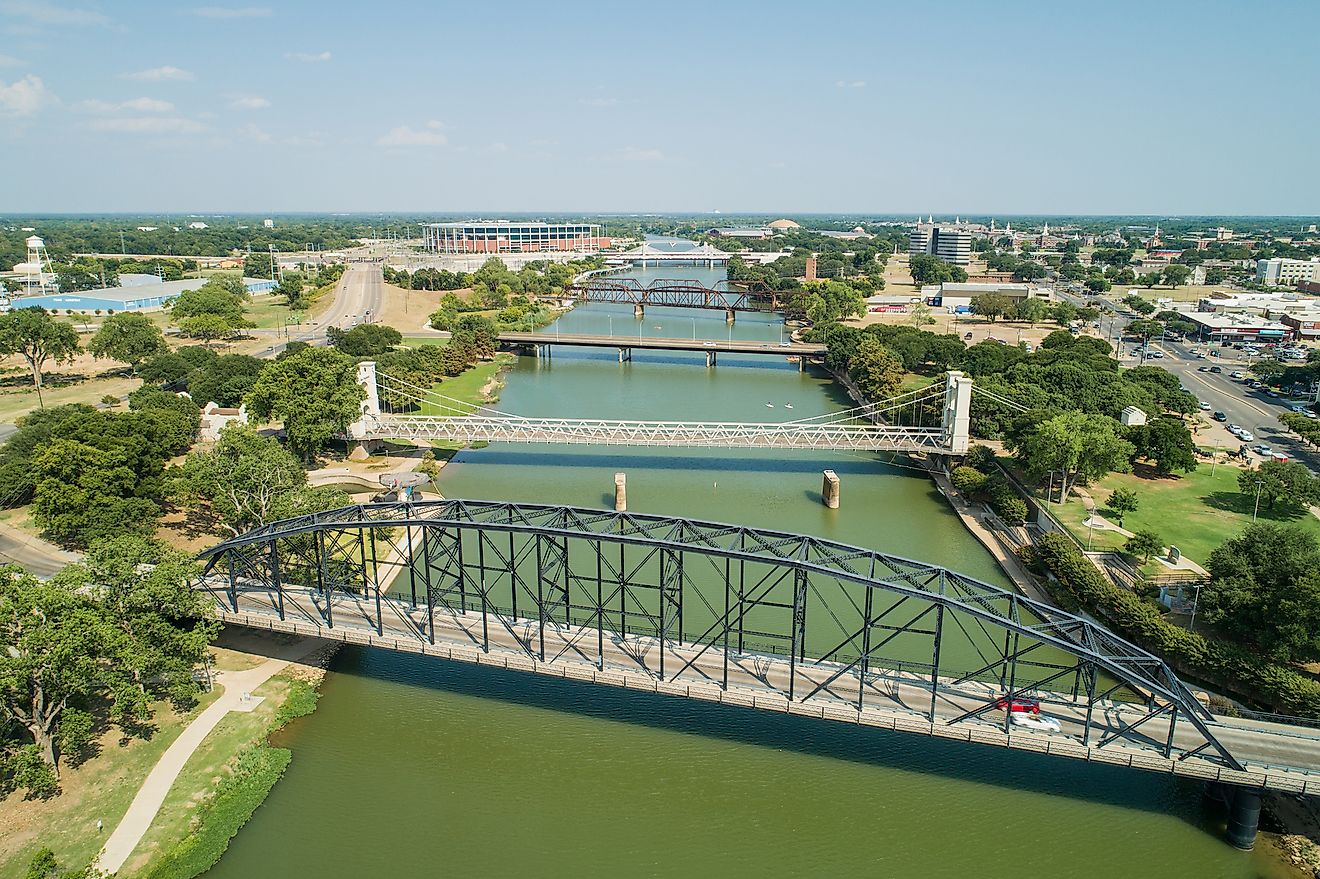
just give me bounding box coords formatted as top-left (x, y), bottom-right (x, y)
top-left (197, 499), bottom-right (1320, 848)
top-left (351, 364), bottom-right (975, 452)
top-left (496, 331), bottom-right (825, 367)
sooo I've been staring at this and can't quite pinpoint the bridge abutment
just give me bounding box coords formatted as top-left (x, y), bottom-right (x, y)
top-left (1204, 782), bottom-right (1263, 850)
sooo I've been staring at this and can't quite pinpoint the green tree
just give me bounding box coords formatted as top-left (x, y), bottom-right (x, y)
top-left (328, 324), bottom-right (403, 357)
top-left (87, 312), bottom-right (168, 371)
top-left (173, 425), bottom-right (308, 536)
top-left (1051, 301), bottom-right (1079, 325)
top-left (1125, 529), bottom-right (1164, 562)
top-left (245, 347), bottom-right (365, 461)
top-left (1202, 524), bottom-right (1320, 662)
top-left (31, 439), bottom-right (161, 547)
top-left (273, 270), bottom-right (307, 308)
top-left (243, 251), bottom-right (274, 280)
top-left (848, 336), bottom-right (903, 403)
top-left (178, 313), bottom-right (239, 348)
top-left (1126, 319), bottom-right (1165, 340)
top-left (1012, 297), bottom-right (1050, 325)
top-left (0, 308), bottom-right (81, 408)
top-left (970, 293), bottom-right (1012, 322)
top-left (187, 354), bottom-right (265, 407)
top-left (1011, 411), bottom-right (1135, 499)
top-left (1137, 272), bottom-right (1162, 288)
top-left (1127, 416), bottom-right (1198, 474)
top-left (907, 301), bottom-right (935, 327)
top-left (1107, 486), bottom-right (1139, 525)
top-left (1162, 264), bottom-right (1192, 288)
top-left (1084, 277), bottom-right (1111, 293)
top-left (1239, 460), bottom-right (1319, 512)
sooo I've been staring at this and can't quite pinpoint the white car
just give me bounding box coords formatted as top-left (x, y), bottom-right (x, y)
top-left (1199, 401), bottom-right (1212, 411)
top-left (1227, 424), bottom-right (1243, 436)
top-left (1239, 431), bottom-right (1255, 442)
top-left (1010, 712), bottom-right (1062, 733)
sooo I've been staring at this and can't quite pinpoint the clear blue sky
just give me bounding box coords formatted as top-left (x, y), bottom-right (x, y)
top-left (2, 0), bottom-right (1317, 214)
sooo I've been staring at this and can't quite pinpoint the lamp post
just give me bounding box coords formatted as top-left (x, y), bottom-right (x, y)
top-left (1188, 581), bottom-right (1205, 633)
top-left (1253, 478), bottom-right (1265, 521)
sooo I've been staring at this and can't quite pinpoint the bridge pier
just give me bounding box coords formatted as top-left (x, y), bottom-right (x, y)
top-left (1204, 782), bottom-right (1263, 850)
top-left (618, 347), bottom-right (632, 363)
top-left (725, 307), bottom-right (735, 324)
top-left (705, 350), bottom-right (716, 368)
top-left (614, 472), bottom-right (627, 512)
top-left (634, 303), bottom-right (645, 318)
top-left (821, 469), bottom-right (840, 508)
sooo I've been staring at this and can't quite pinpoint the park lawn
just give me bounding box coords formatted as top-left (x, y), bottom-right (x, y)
top-left (1052, 464), bottom-right (1320, 565)
top-left (118, 669), bottom-right (299, 878)
top-left (422, 354), bottom-right (514, 412)
top-left (0, 689), bottom-right (222, 879)
top-left (0, 371), bottom-right (141, 424)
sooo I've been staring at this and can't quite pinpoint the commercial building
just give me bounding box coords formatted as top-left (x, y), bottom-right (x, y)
top-left (11, 276), bottom-right (275, 313)
top-left (1278, 311), bottom-right (1320, 341)
top-left (1257, 257), bottom-right (1320, 286)
top-left (909, 225), bottom-right (972, 265)
top-left (708, 227), bottom-right (771, 239)
top-left (1180, 311), bottom-right (1292, 343)
top-left (420, 221), bottom-right (609, 254)
top-left (921, 281), bottom-right (1047, 311)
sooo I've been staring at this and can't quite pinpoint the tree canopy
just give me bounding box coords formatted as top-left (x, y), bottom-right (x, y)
top-left (245, 347), bottom-right (365, 461)
top-left (0, 309), bottom-right (81, 408)
top-left (87, 312), bottom-right (168, 370)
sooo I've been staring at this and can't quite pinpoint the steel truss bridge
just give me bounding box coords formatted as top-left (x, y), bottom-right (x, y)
top-left (564, 277), bottom-right (788, 314)
top-left (198, 499), bottom-right (1320, 799)
top-left (350, 365), bottom-right (975, 452)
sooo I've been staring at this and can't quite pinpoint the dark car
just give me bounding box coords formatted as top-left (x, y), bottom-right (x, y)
top-left (1209, 365), bottom-right (1222, 373)
top-left (1213, 411), bottom-right (1228, 422)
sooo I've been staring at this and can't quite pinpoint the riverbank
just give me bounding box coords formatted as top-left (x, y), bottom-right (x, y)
top-left (115, 631), bottom-right (338, 878)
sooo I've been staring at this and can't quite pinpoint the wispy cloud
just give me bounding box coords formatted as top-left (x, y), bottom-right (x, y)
top-left (0, 1), bottom-right (110, 27)
top-left (834, 79), bottom-right (866, 88)
top-left (578, 97), bottom-right (619, 107)
top-left (0, 74), bottom-right (51, 115)
top-left (123, 66), bottom-right (194, 82)
top-left (377, 120), bottom-right (446, 147)
top-left (229, 95), bottom-right (270, 110)
top-left (238, 122), bottom-right (272, 142)
top-left (286, 50), bottom-right (331, 63)
top-left (80, 96), bottom-right (175, 113)
top-left (618, 145), bottom-right (664, 161)
top-left (0, 53), bottom-right (25, 67)
top-left (88, 116), bottom-right (205, 134)
top-left (191, 5), bottom-right (271, 18)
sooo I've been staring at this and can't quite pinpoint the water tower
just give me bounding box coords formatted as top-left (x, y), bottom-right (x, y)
top-left (23, 235), bottom-right (53, 293)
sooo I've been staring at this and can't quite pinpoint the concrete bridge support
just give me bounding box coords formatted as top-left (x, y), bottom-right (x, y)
top-left (347, 360), bottom-right (381, 448)
top-left (614, 472), bottom-right (627, 512)
top-left (1204, 782), bottom-right (1263, 850)
top-left (634, 303), bottom-right (645, 318)
top-left (725, 307), bottom-right (735, 324)
top-left (618, 347), bottom-right (632, 363)
top-left (821, 469), bottom-right (840, 509)
top-left (941, 370), bottom-right (973, 454)
top-left (705, 350), bottom-right (716, 368)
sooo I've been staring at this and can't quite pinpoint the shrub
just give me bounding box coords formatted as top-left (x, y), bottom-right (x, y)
top-left (950, 465), bottom-right (989, 495)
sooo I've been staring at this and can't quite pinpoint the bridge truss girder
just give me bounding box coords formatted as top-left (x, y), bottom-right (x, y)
top-left (198, 499), bottom-right (1241, 772)
top-left (566, 278), bottom-right (784, 314)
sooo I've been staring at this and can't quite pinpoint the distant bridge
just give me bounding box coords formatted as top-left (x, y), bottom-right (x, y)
top-left (496, 331), bottom-right (825, 367)
top-left (563, 277), bottom-right (792, 317)
top-left (196, 499), bottom-right (1320, 849)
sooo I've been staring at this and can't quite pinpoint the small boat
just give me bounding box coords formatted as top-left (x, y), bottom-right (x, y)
top-left (784, 403), bottom-right (793, 409)
top-left (765, 402), bottom-right (775, 408)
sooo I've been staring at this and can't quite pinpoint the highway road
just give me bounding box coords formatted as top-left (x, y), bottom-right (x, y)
top-left (253, 264), bottom-right (385, 357)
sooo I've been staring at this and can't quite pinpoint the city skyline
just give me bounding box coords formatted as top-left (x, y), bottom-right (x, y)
top-left (1, 0), bottom-right (1318, 214)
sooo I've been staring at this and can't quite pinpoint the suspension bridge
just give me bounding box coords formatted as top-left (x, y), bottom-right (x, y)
top-left (347, 363), bottom-right (999, 452)
top-left (196, 499), bottom-right (1320, 848)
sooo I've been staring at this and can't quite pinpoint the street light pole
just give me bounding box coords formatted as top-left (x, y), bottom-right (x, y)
top-left (1189, 582), bottom-right (1204, 633)
top-left (1253, 479), bottom-right (1265, 521)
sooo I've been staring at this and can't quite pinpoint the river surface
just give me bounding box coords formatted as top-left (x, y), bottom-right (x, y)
top-left (205, 275), bottom-right (1289, 877)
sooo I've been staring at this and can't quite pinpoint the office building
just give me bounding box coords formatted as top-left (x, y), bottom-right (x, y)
top-left (909, 224), bottom-right (972, 265)
top-left (1257, 257), bottom-right (1320, 286)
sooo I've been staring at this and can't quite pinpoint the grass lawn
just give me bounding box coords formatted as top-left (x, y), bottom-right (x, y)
top-left (423, 355), bottom-right (514, 411)
top-left (0, 371), bottom-right (141, 424)
top-left (1052, 464), bottom-right (1320, 564)
top-left (0, 691), bottom-right (221, 878)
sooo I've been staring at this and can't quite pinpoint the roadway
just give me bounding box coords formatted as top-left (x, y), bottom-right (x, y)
top-left (497, 331), bottom-right (825, 357)
top-left (205, 580), bottom-right (1320, 795)
top-left (253, 264), bottom-right (385, 357)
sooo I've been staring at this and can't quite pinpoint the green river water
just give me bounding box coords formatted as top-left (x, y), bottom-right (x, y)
top-left (204, 286), bottom-right (1289, 878)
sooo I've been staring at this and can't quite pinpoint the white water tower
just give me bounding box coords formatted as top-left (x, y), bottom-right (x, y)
top-left (22, 235), bottom-right (53, 293)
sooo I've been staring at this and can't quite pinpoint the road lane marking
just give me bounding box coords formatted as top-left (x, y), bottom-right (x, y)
top-left (1180, 370), bottom-right (1274, 419)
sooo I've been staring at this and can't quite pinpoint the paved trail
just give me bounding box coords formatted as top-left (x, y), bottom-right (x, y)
top-left (94, 638), bottom-right (324, 875)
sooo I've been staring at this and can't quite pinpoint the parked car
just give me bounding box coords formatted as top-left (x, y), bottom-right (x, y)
top-left (1228, 424), bottom-right (1243, 435)
top-left (1239, 431), bottom-right (1255, 442)
top-left (1291, 404), bottom-right (1310, 414)
top-left (1199, 401), bottom-right (1212, 411)
top-left (1197, 365), bottom-right (1210, 372)
top-left (1253, 444), bottom-right (1273, 456)
top-left (964, 332), bottom-right (974, 340)
top-left (1148, 350), bottom-right (1164, 358)
top-left (1209, 365), bottom-right (1222, 373)
top-left (1010, 712), bottom-right (1062, 733)
top-left (1213, 411), bottom-right (1228, 422)
top-left (1231, 371), bottom-right (1244, 379)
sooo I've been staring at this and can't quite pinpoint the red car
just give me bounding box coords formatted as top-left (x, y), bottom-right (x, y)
top-left (993, 696), bottom-right (1040, 714)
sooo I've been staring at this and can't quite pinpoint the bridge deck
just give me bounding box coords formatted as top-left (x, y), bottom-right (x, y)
top-left (207, 581), bottom-right (1320, 794)
top-left (497, 332), bottom-right (826, 357)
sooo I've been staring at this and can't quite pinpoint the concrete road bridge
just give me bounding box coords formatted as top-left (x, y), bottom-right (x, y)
top-left (350, 364), bottom-right (982, 452)
top-left (197, 499), bottom-right (1320, 848)
top-left (496, 330), bottom-right (825, 367)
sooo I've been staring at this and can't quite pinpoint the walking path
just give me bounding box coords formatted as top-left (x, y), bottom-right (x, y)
top-left (94, 637), bottom-right (323, 875)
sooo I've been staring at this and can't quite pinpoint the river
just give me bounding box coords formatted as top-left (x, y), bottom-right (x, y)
top-left (203, 259), bottom-right (1290, 878)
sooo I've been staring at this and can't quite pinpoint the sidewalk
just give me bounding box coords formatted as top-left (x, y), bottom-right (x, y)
top-left (94, 637), bottom-right (324, 875)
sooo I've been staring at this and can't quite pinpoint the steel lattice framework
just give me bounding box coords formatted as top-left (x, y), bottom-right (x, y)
top-left (565, 278), bottom-right (784, 313)
top-left (197, 499), bottom-right (1244, 774)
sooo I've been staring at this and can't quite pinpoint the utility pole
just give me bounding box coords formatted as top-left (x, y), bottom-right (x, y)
top-left (1253, 479), bottom-right (1265, 521)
